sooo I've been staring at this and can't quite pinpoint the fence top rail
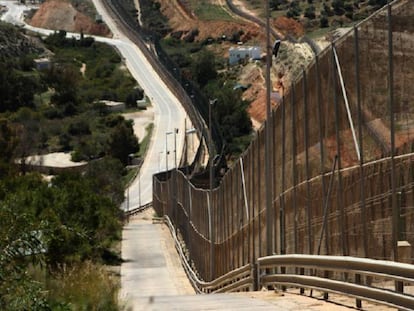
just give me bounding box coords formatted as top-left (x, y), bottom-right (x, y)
top-left (257, 254), bottom-right (414, 281)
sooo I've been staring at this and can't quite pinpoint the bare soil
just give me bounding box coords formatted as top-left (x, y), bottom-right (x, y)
top-left (29, 0), bottom-right (111, 37)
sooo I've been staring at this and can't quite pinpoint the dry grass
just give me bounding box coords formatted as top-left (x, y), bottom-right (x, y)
top-left (31, 261), bottom-right (121, 310)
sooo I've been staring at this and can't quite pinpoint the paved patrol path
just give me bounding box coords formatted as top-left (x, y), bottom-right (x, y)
top-left (120, 209), bottom-right (393, 310)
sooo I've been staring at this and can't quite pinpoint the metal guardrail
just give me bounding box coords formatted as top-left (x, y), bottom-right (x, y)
top-left (164, 215), bottom-right (253, 294)
top-left (257, 254), bottom-right (414, 311)
top-left (125, 202), bottom-right (152, 217)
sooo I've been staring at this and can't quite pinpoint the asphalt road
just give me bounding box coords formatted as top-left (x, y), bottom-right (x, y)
top-left (0, 0), bottom-right (189, 208)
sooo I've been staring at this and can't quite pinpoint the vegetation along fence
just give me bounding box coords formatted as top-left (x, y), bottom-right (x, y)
top-left (153, 0), bottom-right (414, 287)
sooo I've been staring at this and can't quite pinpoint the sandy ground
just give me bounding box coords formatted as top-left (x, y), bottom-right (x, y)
top-left (22, 152), bottom-right (86, 167)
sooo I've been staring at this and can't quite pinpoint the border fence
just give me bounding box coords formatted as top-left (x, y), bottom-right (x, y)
top-left (153, 0), bottom-right (414, 285)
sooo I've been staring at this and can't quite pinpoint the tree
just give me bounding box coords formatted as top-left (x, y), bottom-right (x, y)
top-left (85, 157), bottom-right (125, 205)
top-left (320, 15), bottom-right (329, 28)
top-left (108, 120), bottom-right (139, 165)
top-left (205, 82), bottom-right (252, 157)
top-left (332, 0), bottom-right (346, 15)
top-left (0, 200), bottom-right (49, 310)
top-left (125, 88), bottom-right (144, 108)
top-left (191, 51), bottom-right (217, 88)
top-left (304, 5), bottom-right (316, 19)
top-left (44, 65), bottom-right (80, 116)
top-left (0, 119), bottom-right (18, 176)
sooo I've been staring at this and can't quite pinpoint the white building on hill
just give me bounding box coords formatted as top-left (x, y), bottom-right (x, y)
top-left (229, 46), bottom-right (261, 65)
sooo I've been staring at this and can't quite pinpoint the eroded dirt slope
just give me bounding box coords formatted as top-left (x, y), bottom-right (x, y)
top-left (29, 0), bottom-right (111, 37)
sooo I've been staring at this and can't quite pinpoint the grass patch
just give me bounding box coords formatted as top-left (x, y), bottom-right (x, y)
top-left (138, 123), bottom-right (154, 158)
top-left (306, 26), bottom-right (336, 39)
top-left (187, 0), bottom-right (234, 21)
top-left (31, 262), bottom-right (120, 310)
top-left (195, 4), bottom-right (234, 21)
top-left (122, 165), bottom-right (138, 187)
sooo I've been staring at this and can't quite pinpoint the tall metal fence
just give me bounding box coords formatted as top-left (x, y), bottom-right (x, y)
top-left (153, 0), bottom-right (414, 282)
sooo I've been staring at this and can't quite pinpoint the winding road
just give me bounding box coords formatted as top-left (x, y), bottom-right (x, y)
top-left (0, 0), bottom-right (189, 209)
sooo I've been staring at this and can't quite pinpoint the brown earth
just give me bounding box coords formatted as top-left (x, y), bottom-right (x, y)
top-left (29, 0), bottom-right (111, 37)
top-left (157, 0), bottom-right (306, 127)
top-left (273, 16), bottom-right (304, 38)
top-left (158, 0), bottom-right (263, 42)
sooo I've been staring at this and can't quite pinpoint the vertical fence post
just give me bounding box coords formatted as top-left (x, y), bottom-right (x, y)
top-left (303, 69), bottom-right (312, 255)
top-left (281, 95), bottom-right (286, 256)
top-left (332, 43), bottom-right (347, 256)
top-left (387, 0), bottom-right (402, 294)
top-left (273, 108), bottom-right (279, 256)
top-left (354, 25), bottom-right (368, 259)
top-left (316, 55), bottom-right (328, 256)
top-left (207, 191), bottom-right (214, 281)
top-left (291, 83), bottom-right (298, 254)
top-left (257, 135), bottom-right (262, 257)
top-left (251, 140), bottom-right (256, 264)
top-left (264, 0), bottom-right (274, 258)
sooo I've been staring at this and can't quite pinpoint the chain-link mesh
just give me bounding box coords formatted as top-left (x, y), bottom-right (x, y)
top-left (153, 0), bottom-right (414, 282)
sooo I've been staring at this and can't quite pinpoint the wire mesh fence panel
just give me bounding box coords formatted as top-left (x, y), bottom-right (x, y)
top-left (152, 0), bottom-right (414, 282)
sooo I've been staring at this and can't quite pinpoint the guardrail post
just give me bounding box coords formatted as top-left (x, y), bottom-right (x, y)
top-left (355, 273), bottom-right (362, 308)
top-left (300, 267), bottom-right (305, 294)
top-left (323, 270), bottom-right (329, 300)
top-left (252, 263), bottom-right (258, 291)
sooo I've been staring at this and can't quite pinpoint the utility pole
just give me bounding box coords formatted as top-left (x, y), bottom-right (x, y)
top-left (265, 0), bottom-right (280, 256)
top-left (209, 98), bottom-right (217, 280)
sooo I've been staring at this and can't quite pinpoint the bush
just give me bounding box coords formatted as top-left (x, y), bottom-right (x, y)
top-left (304, 6), bottom-right (316, 19)
top-left (320, 15), bottom-right (329, 28)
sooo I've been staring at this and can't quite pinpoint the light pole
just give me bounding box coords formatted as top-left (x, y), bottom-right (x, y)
top-left (174, 128), bottom-right (178, 169)
top-left (209, 98), bottom-right (217, 280)
top-left (166, 131), bottom-right (173, 171)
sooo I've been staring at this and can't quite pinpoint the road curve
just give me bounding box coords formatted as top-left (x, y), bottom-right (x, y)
top-left (0, 0), bottom-right (189, 208)
top-left (91, 0), bottom-right (188, 209)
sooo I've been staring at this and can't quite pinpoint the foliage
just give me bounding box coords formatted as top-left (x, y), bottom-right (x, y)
top-left (320, 15), bottom-right (329, 28)
top-left (0, 119), bottom-right (19, 176)
top-left (108, 120), bottom-right (139, 165)
top-left (0, 31), bottom-right (142, 162)
top-left (0, 170), bottom-right (123, 309)
top-left (0, 201), bottom-right (48, 310)
top-left (45, 262), bottom-right (119, 310)
top-left (193, 2), bottom-right (234, 21)
top-left (204, 82), bottom-right (252, 157)
top-left (140, 0), bottom-right (171, 35)
top-left (304, 5), bottom-right (316, 19)
top-left (125, 88), bottom-right (144, 108)
top-left (191, 51), bottom-right (218, 88)
top-left (0, 61), bottom-right (44, 113)
top-left (0, 25), bottom-right (131, 311)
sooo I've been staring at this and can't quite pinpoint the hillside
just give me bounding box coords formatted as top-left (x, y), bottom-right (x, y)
top-left (29, 0), bottom-right (111, 37)
top-left (0, 21), bottom-right (43, 59)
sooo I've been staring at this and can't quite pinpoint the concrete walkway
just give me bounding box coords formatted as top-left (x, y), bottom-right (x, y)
top-left (120, 209), bottom-right (394, 311)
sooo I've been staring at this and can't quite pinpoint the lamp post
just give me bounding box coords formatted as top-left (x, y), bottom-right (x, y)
top-left (174, 128), bottom-right (178, 169)
top-left (166, 131), bottom-right (173, 171)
